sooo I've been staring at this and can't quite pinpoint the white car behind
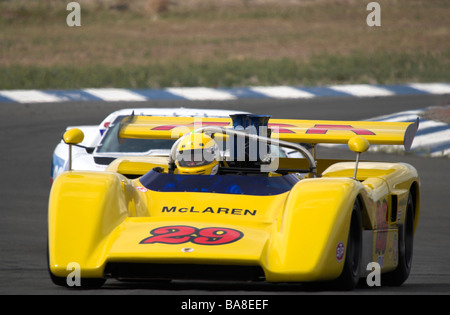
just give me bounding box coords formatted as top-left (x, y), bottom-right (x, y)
top-left (51, 107), bottom-right (252, 182)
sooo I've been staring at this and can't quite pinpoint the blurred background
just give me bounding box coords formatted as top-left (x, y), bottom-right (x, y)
top-left (0, 0), bottom-right (448, 90)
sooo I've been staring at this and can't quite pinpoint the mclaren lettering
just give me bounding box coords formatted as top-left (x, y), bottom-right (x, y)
top-left (162, 206), bottom-right (257, 216)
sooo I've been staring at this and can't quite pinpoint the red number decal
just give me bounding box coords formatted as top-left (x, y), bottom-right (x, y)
top-left (193, 227), bottom-right (244, 245)
top-left (140, 225), bottom-right (196, 244)
top-left (140, 226), bottom-right (243, 246)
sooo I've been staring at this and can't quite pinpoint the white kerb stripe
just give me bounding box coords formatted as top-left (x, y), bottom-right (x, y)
top-left (0, 90), bottom-right (63, 103)
top-left (431, 149), bottom-right (450, 157)
top-left (409, 83), bottom-right (450, 94)
top-left (418, 120), bottom-right (447, 129)
top-left (366, 109), bottom-right (423, 122)
top-left (166, 87), bottom-right (236, 101)
top-left (84, 88), bottom-right (147, 101)
top-left (412, 129), bottom-right (450, 149)
top-left (250, 86), bottom-right (315, 99)
top-left (329, 84), bottom-right (394, 97)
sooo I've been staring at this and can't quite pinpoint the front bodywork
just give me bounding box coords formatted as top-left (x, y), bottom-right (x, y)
top-left (49, 159), bottom-right (419, 283)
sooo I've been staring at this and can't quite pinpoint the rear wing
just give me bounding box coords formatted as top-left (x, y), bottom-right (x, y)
top-left (118, 115), bottom-right (419, 151)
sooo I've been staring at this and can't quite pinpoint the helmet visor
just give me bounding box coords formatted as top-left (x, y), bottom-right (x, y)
top-left (176, 148), bottom-right (217, 167)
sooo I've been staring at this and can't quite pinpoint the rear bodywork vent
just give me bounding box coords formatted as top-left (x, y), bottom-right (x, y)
top-left (391, 194), bottom-right (399, 223)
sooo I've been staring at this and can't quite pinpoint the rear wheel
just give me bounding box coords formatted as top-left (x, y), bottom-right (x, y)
top-left (383, 192), bottom-right (415, 286)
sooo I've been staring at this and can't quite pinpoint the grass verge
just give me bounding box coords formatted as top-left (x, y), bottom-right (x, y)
top-left (0, 0), bottom-right (449, 89)
top-left (1, 52), bottom-right (448, 90)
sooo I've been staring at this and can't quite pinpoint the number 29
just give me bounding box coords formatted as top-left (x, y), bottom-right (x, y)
top-left (140, 225), bottom-right (244, 246)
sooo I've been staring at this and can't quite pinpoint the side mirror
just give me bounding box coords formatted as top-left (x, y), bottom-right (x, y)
top-left (63, 128), bottom-right (84, 145)
top-left (63, 128), bottom-right (84, 171)
top-left (348, 136), bottom-right (370, 179)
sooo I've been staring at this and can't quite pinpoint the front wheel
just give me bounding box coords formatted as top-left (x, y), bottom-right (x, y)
top-left (334, 199), bottom-right (363, 290)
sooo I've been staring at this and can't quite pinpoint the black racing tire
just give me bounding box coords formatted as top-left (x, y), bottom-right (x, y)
top-left (334, 198), bottom-right (363, 290)
top-left (383, 192), bottom-right (415, 286)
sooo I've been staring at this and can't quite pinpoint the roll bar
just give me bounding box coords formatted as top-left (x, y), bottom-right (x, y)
top-left (168, 126), bottom-right (317, 176)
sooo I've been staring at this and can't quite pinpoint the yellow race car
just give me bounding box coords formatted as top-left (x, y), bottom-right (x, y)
top-left (48, 113), bottom-right (420, 290)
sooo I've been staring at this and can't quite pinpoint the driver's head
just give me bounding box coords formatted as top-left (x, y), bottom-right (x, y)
top-left (175, 133), bottom-right (219, 175)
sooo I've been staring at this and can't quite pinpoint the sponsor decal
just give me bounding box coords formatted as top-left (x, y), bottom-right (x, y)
top-left (136, 186), bottom-right (148, 193)
top-left (393, 233), bottom-right (398, 266)
top-left (306, 124), bottom-right (376, 136)
top-left (51, 154), bottom-right (66, 179)
top-left (140, 225), bottom-right (244, 246)
top-left (375, 199), bottom-right (388, 255)
top-left (150, 121), bottom-right (377, 136)
top-left (152, 121), bottom-right (296, 134)
top-left (152, 121), bottom-right (229, 131)
top-left (336, 241), bottom-right (345, 263)
top-left (161, 206), bottom-right (257, 216)
top-left (268, 123), bottom-right (296, 134)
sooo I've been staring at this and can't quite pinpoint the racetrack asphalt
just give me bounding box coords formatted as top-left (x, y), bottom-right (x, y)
top-left (1, 94), bottom-right (449, 296)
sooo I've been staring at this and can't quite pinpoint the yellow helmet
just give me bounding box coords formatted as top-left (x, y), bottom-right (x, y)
top-left (175, 133), bottom-right (219, 175)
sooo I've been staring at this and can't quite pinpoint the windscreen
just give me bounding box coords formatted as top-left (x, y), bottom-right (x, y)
top-left (96, 116), bottom-right (176, 153)
top-left (139, 170), bottom-right (300, 196)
